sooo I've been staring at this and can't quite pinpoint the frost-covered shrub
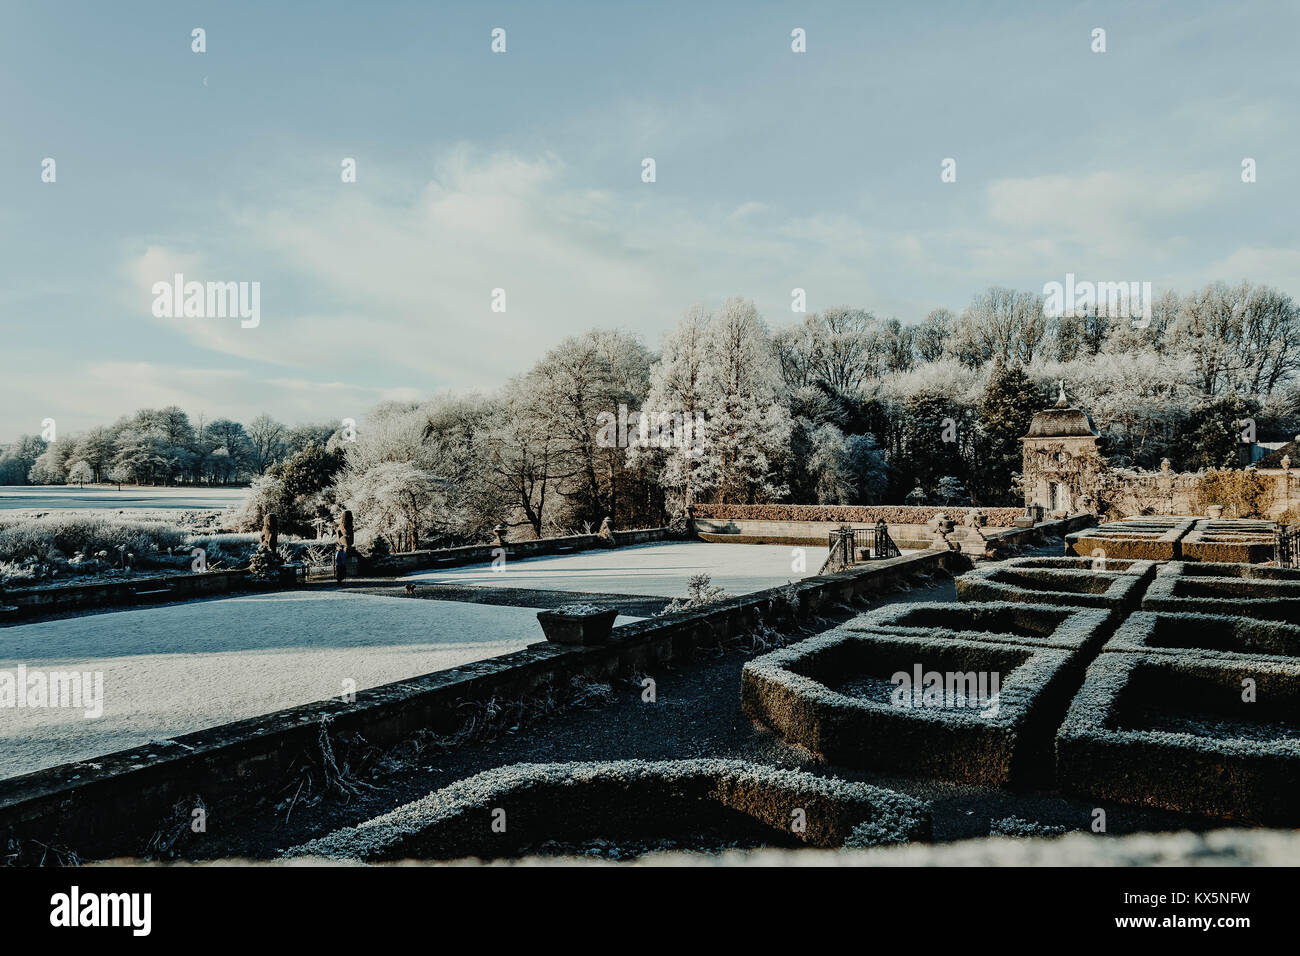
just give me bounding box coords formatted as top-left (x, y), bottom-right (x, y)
top-left (742, 629), bottom-right (1075, 786)
top-left (848, 600), bottom-right (1111, 656)
top-left (285, 760), bottom-right (931, 861)
top-left (0, 525), bottom-right (58, 562)
top-left (0, 514), bottom-right (185, 561)
top-left (661, 572), bottom-right (731, 615)
top-left (989, 816), bottom-right (1067, 838)
top-left (955, 559), bottom-right (1154, 610)
top-left (247, 543), bottom-right (282, 583)
top-left (1104, 610), bottom-right (1300, 661)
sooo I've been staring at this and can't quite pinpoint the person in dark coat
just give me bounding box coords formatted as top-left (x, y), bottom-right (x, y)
top-left (334, 546), bottom-right (347, 584)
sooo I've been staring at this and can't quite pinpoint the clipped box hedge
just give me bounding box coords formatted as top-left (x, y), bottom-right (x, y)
top-left (1104, 610), bottom-right (1300, 662)
top-left (845, 600), bottom-right (1112, 660)
top-left (689, 504), bottom-right (1023, 527)
top-left (1142, 562), bottom-right (1300, 621)
top-left (286, 759), bottom-right (931, 861)
top-left (1056, 652), bottom-right (1300, 823)
top-left (955, 559), bottom-right (1155, 611)
top-left (1180, 520), bottom-right (1276, 564)
top-left (741, 629), bottom-right (1075, 786)
top-left (1065, 518), bottom-right (1196, 562)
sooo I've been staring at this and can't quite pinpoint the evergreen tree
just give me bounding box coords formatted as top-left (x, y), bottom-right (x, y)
top-left (976, 361), bottom-right (1043, 504)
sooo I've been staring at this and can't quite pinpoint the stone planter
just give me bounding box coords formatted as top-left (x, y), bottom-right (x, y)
top-left (537, 604), bottom-right (619, 645)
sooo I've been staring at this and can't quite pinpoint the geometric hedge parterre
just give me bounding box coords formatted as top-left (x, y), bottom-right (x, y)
top-left (743, 551), bottom-right (1300, 825)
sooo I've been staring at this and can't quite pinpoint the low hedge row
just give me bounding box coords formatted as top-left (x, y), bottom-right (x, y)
top-left (1103, 610), bottom-right (1300, 662)
top-left (690, 504), bottom-right (1023, 526)
top-left (845, 600), bottom-right (1112, 659)
top-left (287, 759), bottom-right (932, 860)
top-left (954, 559), bottom-right (1155, 611)
top-left (1142, 562), bottom-right (1300, 621)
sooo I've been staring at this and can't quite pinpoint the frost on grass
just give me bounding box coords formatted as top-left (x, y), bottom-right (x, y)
top-left (285, 759), bottom-right (931, 862)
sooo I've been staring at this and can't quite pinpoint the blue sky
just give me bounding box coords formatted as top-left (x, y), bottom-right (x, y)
top-left (1, 0), bottom-right (1296, 441)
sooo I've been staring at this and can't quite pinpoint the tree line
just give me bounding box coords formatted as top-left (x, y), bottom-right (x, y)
top-left (5, 279), bottom-right (1297, 549)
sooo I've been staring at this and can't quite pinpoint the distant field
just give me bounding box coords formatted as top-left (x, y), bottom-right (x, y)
top-left (0, 485), bottom-right (247, 512)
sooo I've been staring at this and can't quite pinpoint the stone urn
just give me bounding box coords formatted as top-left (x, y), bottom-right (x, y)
top-left (1206, 505), bottom-right (1224, 519)
top-left (537, 604), bottom-right (619, 645)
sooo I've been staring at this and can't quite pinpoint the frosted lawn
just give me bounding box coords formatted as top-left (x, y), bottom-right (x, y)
top-left (404, 541), bottom-right (833, 598)
top-left (0, 591), bottom-right (634, 779)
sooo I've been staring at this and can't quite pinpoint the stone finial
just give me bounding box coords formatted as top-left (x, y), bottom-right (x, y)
top-left (1283, 455), bottom-right (1292, 471)
top-left (1055, 380), bottom-right (1068, 408)
top-left (337, 510), bottom-right (354, 554)
top-left (597, 515), bottom-right (617, 546)
top-left (492, 523), bottom-right (509, 547)
top-left (260, 513), bottom-right (279, 552)
top-left (1160, 457), bottom-right (1171, 473)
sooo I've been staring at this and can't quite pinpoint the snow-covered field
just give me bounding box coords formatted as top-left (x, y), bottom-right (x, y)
top-left (0, 591), bottom-right (603, 779)
top-left (405, 541), bottom-right (831, 598)
top-left (0, 485), bottom-right (247, 512)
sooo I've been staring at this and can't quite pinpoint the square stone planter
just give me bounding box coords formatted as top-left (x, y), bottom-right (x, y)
top-left (537, 605), bottom-right (619, 645)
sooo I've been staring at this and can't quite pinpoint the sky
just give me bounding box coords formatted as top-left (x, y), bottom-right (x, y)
top-left (1, 0), bottom-right (1297, 442)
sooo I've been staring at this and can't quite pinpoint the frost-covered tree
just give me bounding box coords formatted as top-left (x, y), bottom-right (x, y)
top-left (636, 306), bottom-right (712, 509)
top-left (976, 361), bottom-right (1042, 504)
top-left (915, 308), bottom-right (954, 364)
top-left (699, 298), bottom-right (791, 503)
top-left (67, 460), bottom-right (94, 487)
top-left (246, 414), bottom-right (287, 475)
top-left (339, 461), bottom-right (441, 552)
top-left (951, 287), bottom-right (1047, 368)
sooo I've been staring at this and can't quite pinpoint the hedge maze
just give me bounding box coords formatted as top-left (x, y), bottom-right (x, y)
top-left (1056, 653), bottom-right (1300, 824)
top-left (743, 546), bottom-right (1300, 825)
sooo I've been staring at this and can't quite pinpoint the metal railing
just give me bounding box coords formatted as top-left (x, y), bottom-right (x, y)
top-left (1276, 525), bottom-right (1300, 569)
top-left (827, 521), bottom-right (900, 567)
